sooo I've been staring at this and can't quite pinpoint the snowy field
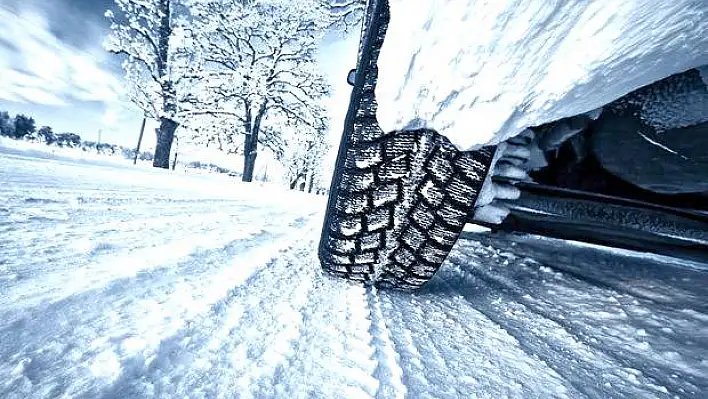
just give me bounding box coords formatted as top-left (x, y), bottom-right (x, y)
top-left (1, 146), bottom-right (707, 398)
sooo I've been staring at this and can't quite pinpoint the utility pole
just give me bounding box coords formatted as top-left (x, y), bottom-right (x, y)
top-left (133, 117), bottom-right (147, 165)
top-left (171, 136), bottom-right (179, 171)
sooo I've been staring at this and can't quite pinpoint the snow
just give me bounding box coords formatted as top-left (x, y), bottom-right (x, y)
top-left (614, 69), bottom-right (708, 132)
top-left (375, 0), bottom-right (708, 150)
top-left (2, 147), bottom-right (707, 398)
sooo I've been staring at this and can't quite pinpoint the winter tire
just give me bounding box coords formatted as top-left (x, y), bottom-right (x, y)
top-left (318, 0), bottom-right (496, 289)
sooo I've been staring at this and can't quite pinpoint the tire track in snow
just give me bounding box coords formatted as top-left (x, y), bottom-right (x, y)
top-left (424, 276), bottom-right (585, 398)
top-left (379, 284), bottom-right (574, 398)
top-left (378, 292), bottom-right (475, 398)
top-left (262, 279), bottom-right (380, 398)
top-left (0, 204), bottom-right (293, 313)
top-left (365, 286), bottom-right (407, 399)
top-left (456, 240), bottom-right (708, 394)
top-left (1, 198), bottom-right (274, 262)
top-left (0, 215), bottom-right (317, 399)
top-left (374, 295), bottom-right (430, 397)
top-left (441, 241), bottom-right (699, 397)
top-left (97, 227), bottom-right (323, 398)
top-left (426, 290), bottom-right (581, 398)
top-left (438, 258), bottom-right (607, 397)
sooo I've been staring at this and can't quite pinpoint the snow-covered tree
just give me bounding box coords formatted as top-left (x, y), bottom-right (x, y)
top-left (181, 113), bottom-right (243, 155)
top-left (105, 0), bottom-right (195, 169)
top-left (324, 0), bottom-right (366, 30)
top-left (189, 0), bottom-right (331, 182)
top-left (264, 103), bottom-right (330, 191)
top-left (284, 128), bottom-right (330, 192)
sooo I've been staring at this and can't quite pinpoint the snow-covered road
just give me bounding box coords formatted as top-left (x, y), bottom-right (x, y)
top-left (1, 147), bottom-right (707, 398)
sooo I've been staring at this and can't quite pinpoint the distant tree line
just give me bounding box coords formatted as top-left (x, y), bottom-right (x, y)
top-left (0, 109), bottom-right (153, 160)
top-left (0, 108), bottom-right (249, 176)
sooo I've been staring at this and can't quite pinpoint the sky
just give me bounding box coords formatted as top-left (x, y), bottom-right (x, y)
top-left (0, 0), bottom-right (358, 150)
top-left (0, 0), bottom-right (144, 146)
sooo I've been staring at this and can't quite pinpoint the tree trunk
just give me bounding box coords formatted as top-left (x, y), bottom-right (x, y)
top-left (289, 178), bottom-right (298, 190)
top-left (242, 132), bottom-right (258, 182)
top-left (307, 171), bottom-right (314, 193)
top-left (241, 101), bottom-right (268, 182)
top-left (153, 0), bottom-right (178, 170)
top-left (153, 117), bottom-right (178, 169)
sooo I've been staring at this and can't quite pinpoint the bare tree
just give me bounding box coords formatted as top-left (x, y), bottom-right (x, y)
top-left (105, 0), bottom-right (194, 169)
top-left (190, 0), bottom-right (331, 182)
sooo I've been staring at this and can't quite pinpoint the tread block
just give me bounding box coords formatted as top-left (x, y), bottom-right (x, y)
top-left (428, 224), bottom-right (460, 247)
top-left (326, 262), bottom-right (351, 273)
top-left (383, 132), bottom-right (418, 159)
top-left (446, 175), bottom-right (477, 207)
top-left (455, 150), bottom-right (494, 184)
top-left (327, 236), bottom-right (357, 254)
top-left (376, 275), bottom-right (398, 288)
top-left (419, 177), bottom-right (445, 208)
top-left (400, 224), bottom-right (427, 252)
top-left (420, 244), bottom-right (449, 265)
top-left (413, 264), bottom-right (439, 275)
top-left (353, 252), bottom-right (376, 265)
top-left (327, 270), bottom-right (349, 279)
top-left (436, 200), bottom-right (467, 227)
top-left (410, 202), bottom-right (435, 230)
top-left (366, 207), bottom-right (391, 231)
top-left (404, 277), bottom-right (429, 286)
top-left (347, 272), bottom-right (370, 282)
top-left (348, 121), bottom-right (382, 159)
top-left (352, 143), bottom-right (384, 169)
top-left (392, 246), bottom-right (416, 267)
top-left (331, 215), bottom-right (363, 237)
top-left (323, 252), bottom-right (352, 265)
top-left (426, 150), bottom-right (454, 184)
top-left (360, 231), bottom-right (384, 251)
top-left (409, 267), bottom-right (435, 279)
top-left (341, 170), bottom-right (375, 192)
top-left (372, 182), bottom-right (400, 207)
top-left (338, 192), bottom-right (369, 215)
top-left (379, 156), bottom-right (409, 181)
top-left (350, 264), bottom-right (375, 274)
top-left (390, 265), bottom-right (412, 280)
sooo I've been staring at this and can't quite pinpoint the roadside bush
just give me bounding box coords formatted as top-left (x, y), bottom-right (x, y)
top-left (13, 115), bottom-right (36, 139)
top-left (0, 112), bottom-right (14, 137)
top-left (56, 133), bottom-right (82, 148)
top-left (37, 126), bottom-right (57, 145)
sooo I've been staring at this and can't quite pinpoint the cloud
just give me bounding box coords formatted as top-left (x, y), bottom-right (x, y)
top-left (0, 4), bottom-right (124, 107)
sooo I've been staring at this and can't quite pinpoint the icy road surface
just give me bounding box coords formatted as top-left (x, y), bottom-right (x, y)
top-left (1, 147), bottom-right (707, 398)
